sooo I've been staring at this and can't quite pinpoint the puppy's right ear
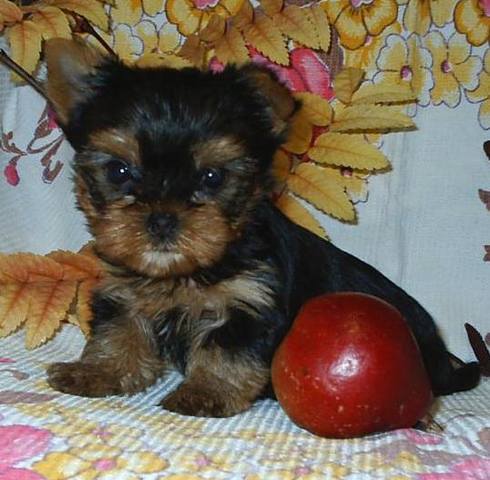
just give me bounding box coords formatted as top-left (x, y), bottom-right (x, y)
top-left (44, 38), bottom-right (104, 125)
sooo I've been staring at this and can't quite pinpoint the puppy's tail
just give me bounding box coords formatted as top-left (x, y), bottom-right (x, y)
top-left (436, 357), bottom-right (481, 396)
top-left (422, 335), bottom-right (481, 396)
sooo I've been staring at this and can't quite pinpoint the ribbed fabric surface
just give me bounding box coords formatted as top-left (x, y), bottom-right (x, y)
top-left (0, 326), bottom-right (489, 479)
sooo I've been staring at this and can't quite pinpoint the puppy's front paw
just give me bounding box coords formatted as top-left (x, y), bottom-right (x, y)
top-left (160, 383), bottom-right (250, 417)
top-left (47, 362), bottom-right (122, 397)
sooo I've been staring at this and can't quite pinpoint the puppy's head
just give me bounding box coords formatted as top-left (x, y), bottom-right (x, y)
top-left (44, 39), bottom-right (297, 278)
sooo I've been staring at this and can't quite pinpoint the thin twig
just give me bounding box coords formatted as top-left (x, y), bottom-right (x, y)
top-left (67, 11), bottom-right (117, 58)
top-left (0, 50), bottom-right (49, 101)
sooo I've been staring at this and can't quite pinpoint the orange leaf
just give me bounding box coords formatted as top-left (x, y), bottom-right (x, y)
top-left (334, 67), bottom-right (365, 104)
top-left (0, 0), bottom-right (22, 23)
top-left (75, 279), bottom-right (97, 336)
top-left (282, 111), bottom-right (313, 154)
top-left (26, 255), bottom-right (64, 282)
top-left (30, 6), bottom-right (71, 40)
top-left (25, 280), bottom-right (78, 349)
top-left (273, 5), bottom-right (319, 49)
top-left (200, 14), bottom-right (226, 43)
top-left (48, 250), bottom-right (104, 281)
top-left (0, 253), bottom-right (64, 282)
top-left (178, 34), bottom-right (207, 68)
top-left (260, 0), bottom-right (283, 16)
top-left (243, 14), bottom-right (289, 66)
top-left (287, 163), bottom-right (356, 222)
top-left (276, 193), bottom-right (327, 239)
top-left (0, 283), bottom-right (30, 337)
top-left (8, 20), bottom-right (42, 78)
top-left (0, 254), bottom-right (30, 283)
top-left (233, 0), bottom-right (254, 31)
top-left (215, 24), bottom-right (249, 65)
top-left (310, 4), bottom-right (330, 52)
top-left (0, 249), bottom-right (104, 347)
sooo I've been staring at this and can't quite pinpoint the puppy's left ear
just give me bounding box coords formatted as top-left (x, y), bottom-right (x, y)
top-left (242, 65), bottom-right (299, 137)
top-left (44, 38), bottom-right (105, 126)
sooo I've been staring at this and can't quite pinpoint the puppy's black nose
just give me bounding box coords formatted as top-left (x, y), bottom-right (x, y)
top-left (146, 212), bottom-right (178, 240)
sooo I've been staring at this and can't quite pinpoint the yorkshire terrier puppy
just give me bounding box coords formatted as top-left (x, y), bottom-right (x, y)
top-left (44, 39), bottom-right (479, 417)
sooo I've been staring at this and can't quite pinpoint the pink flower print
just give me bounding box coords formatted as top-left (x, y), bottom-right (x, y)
top-left (418, 456), bottom-right (490, 480)
top-left (0, 467), bottom-right (45, 480)
top-left (209, 56), bottom-right (225, 73)
top-left (46, 106), bottom-right (59, 131)
top-left (3, 161), bottom-right (19, 187)
top-left (403, 429), bottom-right (443, 445)
top-left (210, 48), bottom-right (334, 100)
top-left (194, 0), bottom-right (220, 8)
top-left (0, 425), bottom-right (52, 480)
top-left (479, 0), bottom-right (490, 17)
top-left (250, 48), bottom-right (335, 100)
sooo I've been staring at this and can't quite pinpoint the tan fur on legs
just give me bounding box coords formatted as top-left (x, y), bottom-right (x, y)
top-left (47, 313), bottom-right (165, 397)
top-left (161, 347), bottom-right (269, 417)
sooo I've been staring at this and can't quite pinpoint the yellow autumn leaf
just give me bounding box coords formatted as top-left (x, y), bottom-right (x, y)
top-left (8, 20), bottom-right (42, 78)
top-left (233, 0), bottom-right (253, 31)
top-left (243, 14), bottom-right (289, 66)
top-left (276, 193), bottom-right (327, 239)
top-left (331, 105), bottom-right (416, 133)
top-left (351, 83), bottom-right (418, 105)
top-left (273, 5), bottom-right (319, 49)
top-left (341, 171), bottom-right (369, 202)
top-left (334, 67), bottom-right (365, 104)
top-left (282, 111), bottom-right (313, 154)
top-left (137, 52), bottom-right (192, 69)
top-left (45, 0), bottom-right (109, 30)
top-left (272, 149), bottom-right (291, 183)
top-left (294, 92), bottom-right (332, 126)
top-left (287, 163), bottom-right (355, 222)
top-left (310, 4), bottom-right (330, 52)
top-left (25, 280), bottom-right (78, 349)
top-left (30, 6), bottom-right (71, 41)
top-left (260, 0), bottom-right (283, 16)
top-left (215, 24), bottom-right (249, 65)
top-left (0, 0), bottom-right (22, 23)
top-left (308, 132), bottom-right (390, 171)
top-left (200, 14), bottom-right (226, 43)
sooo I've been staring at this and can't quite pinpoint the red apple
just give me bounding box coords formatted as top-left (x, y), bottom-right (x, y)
top-left (271, 292), bottom-right (433, 438)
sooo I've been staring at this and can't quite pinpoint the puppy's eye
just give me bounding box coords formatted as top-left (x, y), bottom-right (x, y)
top-left (106, 160), bottom-right (132, 184)
top-left (200, 167), bottom-right (225, 190)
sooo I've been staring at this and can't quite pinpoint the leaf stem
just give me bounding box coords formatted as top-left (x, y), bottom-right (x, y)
top-left (0, 49), bottom-right (48, 100)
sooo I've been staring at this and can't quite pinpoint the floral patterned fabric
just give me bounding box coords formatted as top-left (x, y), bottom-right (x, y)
top-left (0, 1), bottom-right (489, 477)
top-left (0, 325), bottom-right (489, 480)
